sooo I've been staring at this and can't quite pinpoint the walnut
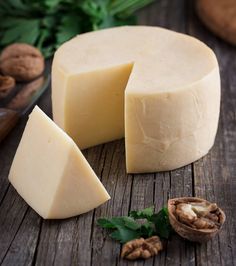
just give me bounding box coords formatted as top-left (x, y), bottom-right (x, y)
top-left (193, 217), bottom-right (216, 229)
top-left (0, 75), bottom-right (15, 98)
top-left (121, 236), bottom-right (163, 260)
top-left (0, 43), bottom-right (44, 82)
top-left (191, 202), bottom-right (218, 216)
top-left (175, 203), bottom-right (197, 225)
top-left (205, 212), bottom-right (219, 223)
top-left (168, 197), bottom-right (226, 243)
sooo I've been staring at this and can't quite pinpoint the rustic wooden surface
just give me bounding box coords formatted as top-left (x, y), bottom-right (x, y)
top-left (0, 1), bottom-right (236, 265)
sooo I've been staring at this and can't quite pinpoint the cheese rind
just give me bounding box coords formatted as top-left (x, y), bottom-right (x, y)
top-left (125, 68), bottom-right (220, 172)
top-left (52, 26), bottom-right (220, 173)
top-left (8, 106), bottom-right (110, 219)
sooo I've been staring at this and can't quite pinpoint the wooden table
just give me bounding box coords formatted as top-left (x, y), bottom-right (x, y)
top-left (0, 1), bottom-right (235, 265)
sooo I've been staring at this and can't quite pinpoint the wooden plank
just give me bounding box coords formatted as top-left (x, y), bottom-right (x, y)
top-left (187, 2), bottom-right (236, 265)
top-left (139, 1), bottom-right (196, 265)
top-left (118, 172), bottom-right (156, 266)
top-left (0, 116), bottom-right (25, 205)
top-left (33, 144), bottom-right (102, 265)
top-left (0, 186), bottom-right (28, 264)
top-left (1, 209), bottom-right (41, 266)
top-left (89, 140), bottom-right (133, 266)
top-left (34, 139), bottom-right (133, 266)
top-left (33, 144), bottom-right (104, 266)
top-left (165, 166), bottom-right (195, 266)
top-left (0, 87), bottom-right (51, 266)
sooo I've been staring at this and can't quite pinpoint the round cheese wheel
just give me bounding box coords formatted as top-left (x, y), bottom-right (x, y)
top-left (52, 26), bottom-right (220, 173)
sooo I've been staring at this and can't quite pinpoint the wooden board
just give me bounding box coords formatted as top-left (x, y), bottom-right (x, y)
top-left (0, 1), bottom-right (236, 265)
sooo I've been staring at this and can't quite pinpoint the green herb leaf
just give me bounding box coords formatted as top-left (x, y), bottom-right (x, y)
top-left (97, 216), bottom-right (140, 230)
top-left (41, 16), bottom-right (57, 29)
top-left (109, 0), bottom-right (154, 18)
top-left (97, 218), bottom-right (117, 229)
top-left (96, 217), bottom-right (125, 228)
top-left (97, 206), bottom-right (173, 244)
top-left (17, 20), bottom-right (40, 45)
top-left (110, 226), bottom-right (141, 243)
top-left (44, 0), bottom-right (62, 9)
top-left (41, 46), bottom-right (54, 58)
top-left (7, 0), bottom-right (29, 11)
top-left (140, 221), bottom-right (155, 237)
top-left (123, 216), bottom-right (141, 230)
top-left (0, 0), bottom-right (154, 57)
top-left (151, 207), bottom-right (173, 239)
top-left (129, 206), bottom-right (154, 220)
top-left (56, 14), bottom-right (82, 46)
top-left (1, 19), bottom-right (39, 45)
top-left (0, 17), bottom-right (25, 28)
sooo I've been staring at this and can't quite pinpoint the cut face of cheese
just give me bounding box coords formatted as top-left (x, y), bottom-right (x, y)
top-left (8, 106), bottom-right (110, 219)
top-left (52, 26), bottom-right (220, 173)
top-left (65, 63), bottom-right (133, 149)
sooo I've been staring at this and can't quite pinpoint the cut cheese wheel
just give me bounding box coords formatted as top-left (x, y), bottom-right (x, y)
top-left (8, 106), bottom-right (110, 219)
top-left (52, 26), bottom-right (220, 173)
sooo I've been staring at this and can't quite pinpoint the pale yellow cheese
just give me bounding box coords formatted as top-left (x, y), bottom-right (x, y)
top-left (8, 106), bottom-right (110, 219)
top-left (52, 26), bottom-right (220, 173)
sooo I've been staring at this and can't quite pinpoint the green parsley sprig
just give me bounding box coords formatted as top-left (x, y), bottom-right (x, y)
top-left (0, 0), bottom-right (154, 58)
top-left (97, 206), bottom-right (173, 243)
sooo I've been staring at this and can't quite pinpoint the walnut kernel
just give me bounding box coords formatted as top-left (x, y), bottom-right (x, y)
top-left (121, 236), bottom-right (163, 260)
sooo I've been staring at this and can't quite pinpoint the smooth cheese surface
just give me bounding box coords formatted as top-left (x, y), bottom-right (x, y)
top-left (52, 26), bottom-right (220, 173)
top-left (64, 63), bottom-right (133, 148)
top-left (9, 106), bottom-right (110, 219)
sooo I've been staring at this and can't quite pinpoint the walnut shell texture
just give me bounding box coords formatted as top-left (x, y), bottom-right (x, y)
top-left (0, 75), bottom-right (15, 98)
top-left (168, 197), bottom-right (226, 243)
top-left (0, 43), bottom-right (45, 82)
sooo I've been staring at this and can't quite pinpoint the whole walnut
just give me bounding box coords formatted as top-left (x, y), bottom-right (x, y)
top-left (0, 43), bottom-right (45, 82)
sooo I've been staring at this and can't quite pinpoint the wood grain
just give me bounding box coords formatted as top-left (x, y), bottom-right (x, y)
top-left (187, 2), bottom-right (236, 265)
top-left (0, 1), bottom-right (236, 265)
top-left (0, 109), bottom-right (20, 144)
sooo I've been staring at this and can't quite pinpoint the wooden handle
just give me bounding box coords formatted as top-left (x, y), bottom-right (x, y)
top-left (0, 108), bottom-right (20, 143)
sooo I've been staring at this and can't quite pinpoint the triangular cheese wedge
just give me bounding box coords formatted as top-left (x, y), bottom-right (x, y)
top-left (8, 106), bottom-right (110, 219)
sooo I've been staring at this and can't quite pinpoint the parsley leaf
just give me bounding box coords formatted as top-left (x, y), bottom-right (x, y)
top-left (0, 0), bottom-right (154, 57)
top-left (110, 226), bottom-right (141, 243)
top-left (1, 19), bottom-right (40, 45)
top-left (97, 216), bottom-right (142, 243)
top-left (123, 216), bottom-right (141, 230)
top-left (56, 14), bottom-right (82, 46)
top-left (140, 221), bottom-right (155, 237)
top-left (129, 206), bottom-right (154, 219)
top-left (97, 206), bottom-right (173, 244)
top-left (97, 218), bottom-right (118, 229)
top-left (151, 207), bottom-right (173, 239)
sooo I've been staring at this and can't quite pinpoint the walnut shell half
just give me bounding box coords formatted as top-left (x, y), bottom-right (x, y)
top-left (0, 43), bottom-right (44, 82)
top-left (0, 75), bottom-right (15, 98)
top-left (168, 197), bottom-right (226, 243)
